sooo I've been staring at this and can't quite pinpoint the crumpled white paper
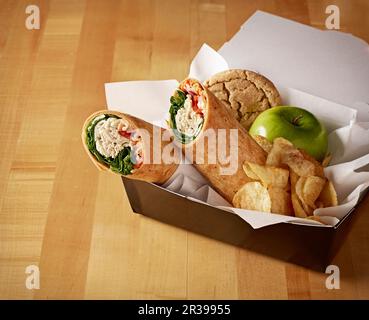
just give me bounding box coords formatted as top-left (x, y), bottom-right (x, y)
top-left (218, 11), bottom-right (369, 109)
top-left (162, 163), bottom-right (230, 207)
top-left (105, 20), bottom-right (369, 229)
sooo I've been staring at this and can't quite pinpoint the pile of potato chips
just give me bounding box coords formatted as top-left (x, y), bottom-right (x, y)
top-left (233, 136), bottom-right (338, 223)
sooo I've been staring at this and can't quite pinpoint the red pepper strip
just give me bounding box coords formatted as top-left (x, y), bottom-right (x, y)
top-left (191, 95), bottom-right (203, 116)
top-left (133, 163), bottom-right (142, 169)
top-left (118, 130), bottom-right (131, 139)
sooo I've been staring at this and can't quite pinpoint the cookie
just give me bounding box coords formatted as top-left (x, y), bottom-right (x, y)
top-left (204, 69), bottom-right (281, 129)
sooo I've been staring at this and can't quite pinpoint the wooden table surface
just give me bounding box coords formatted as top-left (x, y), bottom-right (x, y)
top-left (1, 0), bottom-right (369, 300)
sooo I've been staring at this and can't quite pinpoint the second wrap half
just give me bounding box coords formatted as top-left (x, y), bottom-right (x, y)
top-left (168, 78), bottom-right (267, 203)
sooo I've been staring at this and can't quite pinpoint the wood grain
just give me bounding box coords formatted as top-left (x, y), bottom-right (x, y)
top-left (0, 0), bottom-right (368, 299)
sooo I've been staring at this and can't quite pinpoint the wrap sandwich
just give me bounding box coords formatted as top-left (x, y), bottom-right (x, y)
top-left (82, 110), bottom-right (179, 184)
top-left (168, 78), bottom-right (267, 203)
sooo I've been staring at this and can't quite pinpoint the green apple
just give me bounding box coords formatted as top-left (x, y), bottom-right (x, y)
top-left (249, 106), bottom-right (328, 161)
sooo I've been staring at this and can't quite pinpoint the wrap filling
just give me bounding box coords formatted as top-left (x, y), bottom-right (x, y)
top-left (169, 79), bottom-right (206, 143)
top-left (86, 114), bottom-right (143, 175)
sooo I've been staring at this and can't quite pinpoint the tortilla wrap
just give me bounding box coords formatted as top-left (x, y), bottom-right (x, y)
top-left (169, 79), bottom-right (267, 202)
top-left (82, 110), bottom-right (179, 184)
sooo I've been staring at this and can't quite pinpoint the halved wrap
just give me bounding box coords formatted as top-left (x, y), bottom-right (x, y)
top-left (168, 78), bottom-right (267, 203)
top-left (82, 110), bottom-right (179, 184)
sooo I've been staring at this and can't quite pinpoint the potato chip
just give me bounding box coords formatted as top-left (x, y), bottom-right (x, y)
top-left (267, 138), bottom-right (315, 176)
top-left (299, 149), bottom-right (325, 177)
top-left (246, 162), bottom-right (289, 188)
top-left (295, 175), bottom-right (326, 209)
top-left (291, 194), bottom-right (307, 218)
top-left (322, 153), bottom-right (332, 168)
top-left (302, 202), bottom-right (314, 215)
top-left (268, 187), bottom-right (293, 216)
top-left (303, 176), bottom-right (326, 208)
top-left (232, 182), bottom-right (271, 213)
top-left (315, 201), bottom-right (324, 209)
top-left (318, 180), bottom-right (338, 207)
top-left (266, 148), bottom-right (282, 167)
top-left (295, 177), bottom-right (311, 214)
top-left (295, 176), bottom-right (317, 214)
top-left (283, 152), bottom-right (315, 177)
top-left (266, 137), bottom-right (292, 167)
top-left (290, 169), bottom-right (299, 188)
top-left (290, 171), bottom-right (307, 218)
top-left (274, 137), bottom-right (294, 148)
top-left (253, 135), bottom-right (273, 153)
top-left (295, 176), bottom-right (307, 204)
top-left (242, 163), bottom-right (259, 180)
top-left (290, 171), bottom-right (313, 216)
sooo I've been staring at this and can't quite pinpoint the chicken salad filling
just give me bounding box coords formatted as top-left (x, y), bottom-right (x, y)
top-left (169, 79), bottom-right (206, 144)
top-left (86, 114), bottom-right (143, 175)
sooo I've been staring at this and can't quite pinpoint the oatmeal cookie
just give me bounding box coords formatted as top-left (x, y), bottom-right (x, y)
top-left (204, 69), bottom-right (281, 129)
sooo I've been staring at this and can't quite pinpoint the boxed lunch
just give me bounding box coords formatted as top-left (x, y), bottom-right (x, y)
top-left (81, 11), bottom-right (369, 271)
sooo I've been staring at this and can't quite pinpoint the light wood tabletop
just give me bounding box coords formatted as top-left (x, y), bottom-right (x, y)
top-left (1, 0), bottom-right (369, 300)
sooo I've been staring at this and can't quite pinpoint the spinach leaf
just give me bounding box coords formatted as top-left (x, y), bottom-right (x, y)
top-left (169, 90), bottom-right (191, 144)
top-left (169, 89), bottom-right (186, 129)
top-left (109, 146), bottom-right (133, 175)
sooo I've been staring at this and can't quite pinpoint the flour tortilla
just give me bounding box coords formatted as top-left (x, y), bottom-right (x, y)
top-left (174, 79), bottom-right (267, 203)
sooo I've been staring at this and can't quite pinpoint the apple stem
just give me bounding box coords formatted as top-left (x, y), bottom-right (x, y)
top-left (292, 115), bottom-right (303, 126)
